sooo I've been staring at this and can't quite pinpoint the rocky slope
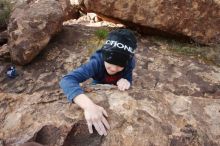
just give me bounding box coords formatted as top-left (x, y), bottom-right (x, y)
top-left (0, 19), bottom-right (220, 145)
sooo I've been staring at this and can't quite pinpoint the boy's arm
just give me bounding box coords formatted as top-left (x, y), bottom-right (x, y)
top-left (59, 58), bottom-right (100, 102)
top-left (60, 58), bottom-right (110, 136)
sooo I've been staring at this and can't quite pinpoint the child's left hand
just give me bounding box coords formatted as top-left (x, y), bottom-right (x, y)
top-left (117, 78), bottom-right (131, 91)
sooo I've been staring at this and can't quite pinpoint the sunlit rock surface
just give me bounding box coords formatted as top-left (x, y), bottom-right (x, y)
top-left (0, 22), bottom-right (220, 145)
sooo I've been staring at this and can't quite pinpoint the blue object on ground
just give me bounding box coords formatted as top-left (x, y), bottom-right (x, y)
top-left (7, 66), bottom-right (17, 78)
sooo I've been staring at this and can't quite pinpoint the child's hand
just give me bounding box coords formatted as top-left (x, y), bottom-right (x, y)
top-left (84, 103), bottom-right (110, 136)
top-left (117, 78), bottom-right (131, 91)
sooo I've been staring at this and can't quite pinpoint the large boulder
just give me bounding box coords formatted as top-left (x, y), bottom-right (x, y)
top-left (10, 0), bottom-right (80, 20)
top-left (7, 0), bottom-right (64, 65)
top-left (83, 0), bottom-right (220, 45)
top-left (58, 0), bottom-right (81, 21)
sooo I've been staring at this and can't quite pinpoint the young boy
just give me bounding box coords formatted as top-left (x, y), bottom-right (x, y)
top-left (59, 29), bottom-right (137, 136)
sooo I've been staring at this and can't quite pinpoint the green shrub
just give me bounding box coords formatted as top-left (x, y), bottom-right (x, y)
top-left (0, 0), bottom-right (11, 28)
top-left (95, 29), bottom-right (109, 40)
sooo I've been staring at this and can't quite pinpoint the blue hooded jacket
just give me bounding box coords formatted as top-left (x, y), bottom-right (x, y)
top-left (59, 49), bottom-right (135, 102)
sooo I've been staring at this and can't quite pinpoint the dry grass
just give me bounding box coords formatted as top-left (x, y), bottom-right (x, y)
top-left (151, 36), bottom-right (220, 67)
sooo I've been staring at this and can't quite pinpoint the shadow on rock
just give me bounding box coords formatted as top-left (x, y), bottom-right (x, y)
top-left (63, 120), bottom-right (103, 146)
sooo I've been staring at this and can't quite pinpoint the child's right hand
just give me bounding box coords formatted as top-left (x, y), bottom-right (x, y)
top-left (84, 103), bottom-right (110, 136)
top-left (73, 94), bottom-right (110, 136)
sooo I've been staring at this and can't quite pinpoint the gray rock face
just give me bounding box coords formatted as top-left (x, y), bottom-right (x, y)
top-left (58, 0), bottom-right (80, 21)
top-left (7, 0), bottom-right (64, 65)
top-left (83, 0), bottom-right (220, 45)
top-left (0, 23), bottom-right (220, 145)
top-left (0, 30), bottom-right (8, 45)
